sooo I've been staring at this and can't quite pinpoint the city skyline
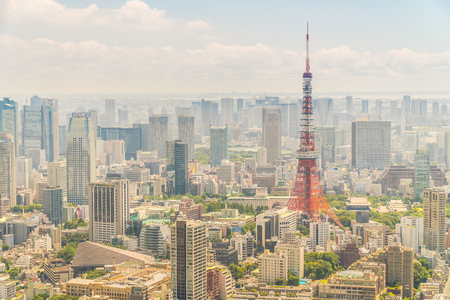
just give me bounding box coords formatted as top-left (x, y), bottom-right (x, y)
top-left (1, 0), bottom-right (450, 95)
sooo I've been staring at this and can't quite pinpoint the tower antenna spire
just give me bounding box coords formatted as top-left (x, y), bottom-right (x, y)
top-left (306, 22), bottom-right (310, 73)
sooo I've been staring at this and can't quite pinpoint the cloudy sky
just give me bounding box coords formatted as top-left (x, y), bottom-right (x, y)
top-left (1, 0), bottom-right (450, 95)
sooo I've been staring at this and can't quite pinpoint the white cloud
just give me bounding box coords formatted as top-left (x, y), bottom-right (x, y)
top-left (0, 0), bottom-right (210, 32)
top-left (1, 34), bottom-right (450, 94)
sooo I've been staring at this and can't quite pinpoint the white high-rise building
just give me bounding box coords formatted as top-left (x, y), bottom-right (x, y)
top-left (258, 147), bottom-right (268, 166)
top-left (48, 160), bottom-right (67, 198)
top-left (0, 133), bottom-right (16, 206)
top-left (396, 216), bottom-right (423, 254)
top-left (16, 157), bottom-right (32, 189)
top-left (310, 221), bottom-right (330, 252)
top-left (258, 250), bottom-right (287, 284)
top-left (274, 242), bottom-right (304, 278)
top-left (89, 180), bottom-right (129, 243)
top-left (67, 115), bottom-right (96, 206)
top-left (262, 108), bottom-right (281, 164)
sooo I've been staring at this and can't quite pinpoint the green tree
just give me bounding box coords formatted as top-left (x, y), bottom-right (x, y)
top-left (0, 257), bottom-right (13, 270)
top-left (413, 262), bottom-right (430, 289)
top-left (8, 267), bottom-right (19, 279)
top-left (297, 225), bottom-right (309, 236)
top-left (1, 244), bottom-right (9, 251)
top-left (274, 278), bottom-right (286, 285)
top-left (287, 270), bottom-right (300, 286)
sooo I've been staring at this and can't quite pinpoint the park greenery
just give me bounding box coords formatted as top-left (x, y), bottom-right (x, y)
top-left (85, 269), bottom-right (107, 279)
top-left (304, 252), bottom-right (341, 280)
top-left (229, 262), bottom-right (258, 280)
top-left (11, 204), bottom-right (42, 213)
top-left (195, 148), bottom-right (210, 164)
top-left (56, 233), bottom-right (88, 263)
top-left (63, 218), bottom-right (87, 229)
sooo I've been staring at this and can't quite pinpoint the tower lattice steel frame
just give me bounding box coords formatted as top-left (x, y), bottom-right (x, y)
top-left (287, 24), bottom-right (342, 227)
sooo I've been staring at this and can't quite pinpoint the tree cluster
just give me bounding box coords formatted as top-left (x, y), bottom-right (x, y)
top-left (304, 252), bottom-right (341, 280)
top-left (85, 269), bottom-right (107, 279)
top-left (11, 204), bottom-right (42, 213)
top-left (413, 261), bottom-right (430, 289)
top-left (63, 218), bottom-right (87, 229)
top-left (229, 262), bottom-right (258, 280)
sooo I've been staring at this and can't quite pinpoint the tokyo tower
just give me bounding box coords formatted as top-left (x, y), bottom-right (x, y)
top-left (287, 24), bottom-right (342, 227)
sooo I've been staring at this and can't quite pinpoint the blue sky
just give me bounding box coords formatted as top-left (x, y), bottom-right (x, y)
top-left (1, 0), bottom-right (450, 94)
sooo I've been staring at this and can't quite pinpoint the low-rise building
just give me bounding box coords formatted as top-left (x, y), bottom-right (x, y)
top-left (43, 258), bottom-right (73, 285)
top-left (258, 250), bottom-right (287, 284)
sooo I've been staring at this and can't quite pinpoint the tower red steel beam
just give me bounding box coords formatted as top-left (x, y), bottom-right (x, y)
top-left (287, 23), bottom-right (342, 227)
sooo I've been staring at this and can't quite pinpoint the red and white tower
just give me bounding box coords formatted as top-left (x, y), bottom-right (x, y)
top-left (287, 24), bottom-right (342, 227)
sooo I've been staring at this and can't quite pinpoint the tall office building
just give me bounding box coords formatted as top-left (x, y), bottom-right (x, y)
top-left (402, 96), bottom-right (411, 115)
top-left (139, 223), bottom-right (169, 258)
top-left (375, 100), bottom-right (383, 114)
top-left (22, 97), bottom-right (59, 162)
top-left (67, 115), bottom-right (96, 206)
top-left (445, 131), bottom-right (450, 169)
top-left (58, 125), bottom-right (66, 157)
top-left (236, 98), bottom-right (244, 111)
top-left (423, 188), bottom-right (446, 253)
top-left (73, 111), bottom-right (98, 139)
top-left (419, 100), bottom-right (427, 119)
top-left (395, 216), bottom-right (423, 254)
top-left (361, 99), bottom-right (369, 114)
top-left (278, 103), bottom-right (297, 137)
top-left (0, 133), bottom-right (16, 206)
top-left (210, 126), bottom-right (228, 167)
top-left (89, 180), bottom-right (130, 243)
top-left (351, 120), bottom-right (391, 169)
top-left (316, 126), bottom-right (336, 169)
top-left (105, 99), bottom-right (116, 126)
top-left (346, 95), bottom-right (353, 115)
top-left (313, 98), bottom-right (333, 126)
top-left (262, 107), bottom-right (281, 164)
top-left (171, 220), bottom-right (207, 300)
top-left (43, 187), bottom-right (66, 225)
top-left (166, 140), bottom-right (188, 195)
top-left (221, 98), bottom-right (234, 125)
top-left (178, 115), bottom-right (195, 161)
top-left (133, 123), bottom-right (150, 151)
top-left (16, 157), bottom-right (32, 188)
top-left (118, 109), bottom-right (129, 127)
top-left (414, 148), bottom-right (430, 198)
top-left (0, 98), bottom-right (18, 156)
top-left (47, 161), bottom-right (67, 198)
top-left (149, 115), bottom-right (168, 159)
top-left (101, 127), bottom-right (141, 160)
top-left (432, 101), bottom-right (439, 117)
top-left (310, 222), bottom-right (330, 251)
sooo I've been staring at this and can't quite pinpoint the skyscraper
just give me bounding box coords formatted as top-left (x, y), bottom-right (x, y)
top-left (351, 120), bottom-right (391, 169)
top-left (221, 97), bottom-right (234, 126)
top-left (414, 148), bottom-right (430, 198)
top-left (346, 95), bottom-right (353, 115)
top-left (67, 115), bottom-right (96, 206)
top-left (166, 140), bottom-right (188, 195)
top-left (16, 157), bottom-right (32, 189)
top-left (262, 107), bottom-right (281, 164)
top-left (22, 97), bottom-right (59, 162)
top-left (149, 115), bottom-right (168, 159)
top-left (58, 125), bottom-right (66, 157)
top-left (89, 180), bottom-right (129, 243)
top-left (101, 127), bottom-right (141, 160)
top-left (236, 98), bottom-right (244, 111)
top-left (105, 99), bottom-right (116, 126)
top-left (423, 188), bottom-right (446, 253)
top-left (0, 133), bottom-right (16, 206)
top-left (316, 126), bottom-right (336, 169)
top-left (361, 99), bottom-right (369, 114)
top-left (313, 98), bottom-right (333, 126)
top-left (444, 131), bottom-right (450, 169)
top-left (210, 126), bottom-right (227, 167)
top-left (178, 115), bottom-right (195, 161)
top-left (171, 219), bottom-right (207, 300)
top-left (43, 187), bottom-right (66, 225)
top-left (47, 161), bottom-right (67, 198)
top-left (0, 98), bottom-right (18, 156)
